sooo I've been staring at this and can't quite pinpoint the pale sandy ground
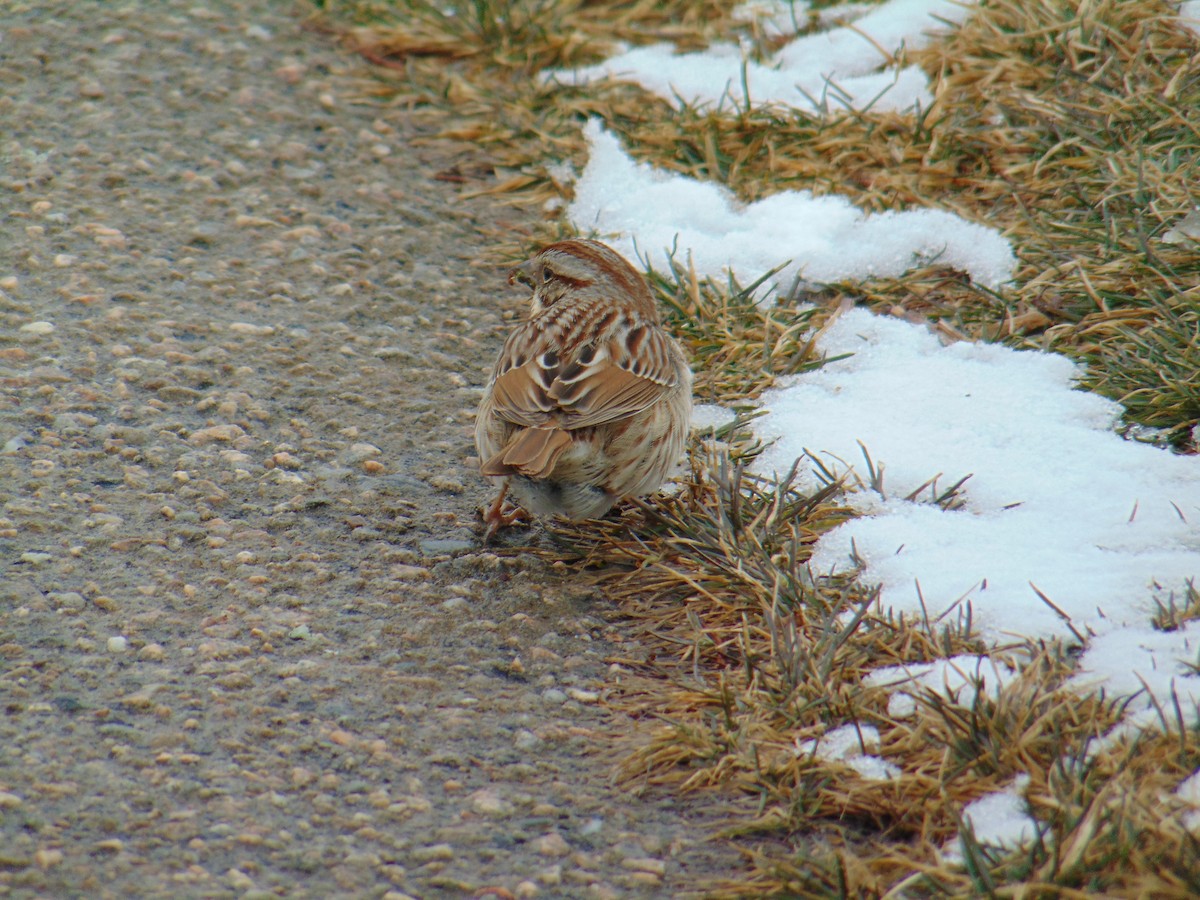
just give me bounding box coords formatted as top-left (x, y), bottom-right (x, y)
top-left (0, 2), bottom-right (745, 896)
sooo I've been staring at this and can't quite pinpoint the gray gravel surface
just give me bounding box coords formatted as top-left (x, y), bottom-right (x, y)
top-left (0, 2), bottom-right (742, 896)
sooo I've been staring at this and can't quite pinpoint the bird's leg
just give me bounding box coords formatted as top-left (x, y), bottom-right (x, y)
top-left (481, 481), bottom-right (530, 543)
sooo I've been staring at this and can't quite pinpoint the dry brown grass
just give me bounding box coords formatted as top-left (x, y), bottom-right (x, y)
top-left (318, 0), bottom-right (1200, 436)
top-left (313, 0), bottom-right (1200, 893)
top-left (546, 447), bottom-right (1196, 896)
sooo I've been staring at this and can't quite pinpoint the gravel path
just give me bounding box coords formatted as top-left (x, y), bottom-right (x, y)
top-left (0, 3), bottom-right (740, 896)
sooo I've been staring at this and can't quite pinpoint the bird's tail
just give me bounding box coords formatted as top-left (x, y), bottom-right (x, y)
top-left (480, 426), bottom-right (571, 479)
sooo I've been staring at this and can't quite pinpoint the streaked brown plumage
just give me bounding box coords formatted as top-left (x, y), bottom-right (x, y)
top-left (475, 239), bottom-right (692, 536)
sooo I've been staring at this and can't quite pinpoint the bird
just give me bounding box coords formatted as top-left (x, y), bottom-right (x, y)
top-left (475, 239), bottom-right (693, 540)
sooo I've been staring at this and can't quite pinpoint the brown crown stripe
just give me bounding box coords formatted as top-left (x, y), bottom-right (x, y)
top-left (542, 240), bottom-right (650, 306)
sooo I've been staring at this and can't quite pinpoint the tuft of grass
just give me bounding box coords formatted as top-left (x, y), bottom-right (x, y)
top-left (312, 0), bottom-right (735, 73)
top-left (1079, 289), bottom-right (1200, 445)
top-left (1153, 579), bottom-right (1200, 633)
top-left (644, 252), bottom-right (838, 404)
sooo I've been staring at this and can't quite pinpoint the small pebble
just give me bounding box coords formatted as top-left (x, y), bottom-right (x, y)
top-left (468, 789), bottom-right (512, 816)
top-left (390, 564), bottom-right (429, 581)
top-left (428, 475), bottom-right (465, 493)
top-left (578, 818), bottom-right (603, 837)
top-left (420, 538), bottom-right (474, 555)
top-left (271, 451), bottom-right (301, 469)
top-left (48, 591), bottom-right (86, 611)
top-left (533, 832), bottom-right (571, 857)
top-left (226, 869), bottom-right (255, 890)
top-left (621, 858), bottom-right (666, 876)
top-left (138, 643), bottom-right (165, 661)
top-left (188, 423), bottom-right (245, 445)
top-left (107, 636), bottom-right (128, 653)
top-left (514, 729), bottom-right (539, 750)
top-left (410, 843), bottom-right (453, 863)
top-left (34, 848), bottom-right (63, 869)
top-left (19, 321), bottom-right (55, 335)
top-left (345, 442), bottom-right (381, 462)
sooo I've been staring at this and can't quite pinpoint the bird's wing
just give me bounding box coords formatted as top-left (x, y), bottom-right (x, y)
top-left (488, 317), bottom-right (681, 431)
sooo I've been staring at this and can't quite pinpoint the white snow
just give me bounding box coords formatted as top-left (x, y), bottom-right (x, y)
top-left (568, 120), bottom-right (1015, 295)
top-left (943, 775), bottom-right (1037, 863)
top-left (1176, 769), bottom-right (1200, 831)
top-left (733, 1), bottom-right (879, 40)
top-left (865, 655), bottom-right (1021, 718)
top-left (845, 754), bottom-right (902, 781)
top-left (732, 0), bottom-right (815, 40)
top-left (794, 723), bottom-right (901, 780)
top-left (752, 309), bottom-right (1200, 723)
top-left (691, 403), bottom-right (738, 433)
top-left (545, 0), bottom-right (977, 115)
top-left (1180, 1), bottom-right (1200, 37)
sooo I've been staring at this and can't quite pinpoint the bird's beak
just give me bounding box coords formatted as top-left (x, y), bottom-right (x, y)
top-left (508, 259), bottom-right (536, 290)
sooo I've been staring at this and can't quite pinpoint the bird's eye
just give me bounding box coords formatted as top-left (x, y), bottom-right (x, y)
top-left (541, 266), bottom-right (552, 284)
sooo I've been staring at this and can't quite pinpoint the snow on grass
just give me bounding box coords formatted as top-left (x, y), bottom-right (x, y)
top-left (564, 116), bottom-right (1200, 731)
top-left (545, 0), bottom-right (977, 114)
top-left (732, 0), bottom-right (815, 40)
top-left (1181, 1), bottom-right (1200, 37)
top-left (568, 120), bottom-right (1015, 294)
top-left (864, 655), bottom-right (1021, 719)
top-left (753, 309), bottom-right (1200, 721)
top-left (1176, 769), bottom-right (1200, 831)
top-left (942, 775), bottom-right (1037, 864)
top-left (794, 723), bottom-right (901, 781)
top-left (690, 403), bottom-right (738, 433)
top-left (733, 0), bottom-right (877, 40)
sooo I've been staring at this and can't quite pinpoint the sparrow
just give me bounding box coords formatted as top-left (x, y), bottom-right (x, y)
top-left (475, 239), bottom-right (692, 538)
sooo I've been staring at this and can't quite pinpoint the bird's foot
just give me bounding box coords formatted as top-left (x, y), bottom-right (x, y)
top-left (481, 484), bottom-right (531, 543)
